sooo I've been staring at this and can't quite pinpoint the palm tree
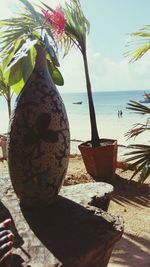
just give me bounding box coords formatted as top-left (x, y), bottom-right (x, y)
top-left (42, 0), bottom-right (100, 147)
top-left (125, 25), bottom-right (150, 182)
top-left (125, 94), bottom-right (150, 183)
top-left (0, 66), bottom-right (13, 118)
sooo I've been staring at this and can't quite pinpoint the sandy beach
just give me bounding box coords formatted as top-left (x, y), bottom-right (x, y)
top-left (65, 154), bottom-right (150, 267)
top-left (0, 90), bottom-right (149, 266)
top-left (1, 90), bottom-right (150, 157)
top-left (0, 152), bottom-right (149, 267)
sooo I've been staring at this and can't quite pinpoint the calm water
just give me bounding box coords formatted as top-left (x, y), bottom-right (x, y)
top-left (0, 89), bottom-right (150, 152)
top-left (60, 90), bottom-right (150, 151)
top-left (61, 89), bottom-right (150, 117)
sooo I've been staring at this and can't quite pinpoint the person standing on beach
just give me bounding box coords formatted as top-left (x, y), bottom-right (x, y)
top-left (118, 110), bottom-right (123, 118)
top-left (0, 219), bottom-right (14, 267)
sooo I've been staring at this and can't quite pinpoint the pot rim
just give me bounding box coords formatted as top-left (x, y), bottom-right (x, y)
top-left (78, 138), bottom-right (117, 148)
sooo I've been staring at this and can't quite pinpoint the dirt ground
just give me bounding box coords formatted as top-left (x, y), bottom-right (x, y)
top-left (65, 155), bottom-right (150, 267)
top-left (0, 155), bottom-right (150, 267)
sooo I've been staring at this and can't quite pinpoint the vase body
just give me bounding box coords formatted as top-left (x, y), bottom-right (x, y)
top-left (8, 46), bottom-right (70, 206)
top-left (78, 139), bottom-right (117, 182)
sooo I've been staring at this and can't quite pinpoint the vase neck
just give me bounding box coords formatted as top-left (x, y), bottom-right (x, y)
top-left (35, 45), bottom-right (47, 71)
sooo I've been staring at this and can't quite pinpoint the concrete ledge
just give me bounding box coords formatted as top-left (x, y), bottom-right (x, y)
top-left (1, 183), bottom-right (123, 267)
top-left (60, 182), bottom-right (114, 211)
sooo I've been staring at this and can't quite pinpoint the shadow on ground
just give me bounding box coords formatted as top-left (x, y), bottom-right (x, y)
top-left (20, 195), bottom-right (122, 266)
top-left (110, 173), bottom-right (150, 208)
top-left (109, 232), bottom-right (150, 267)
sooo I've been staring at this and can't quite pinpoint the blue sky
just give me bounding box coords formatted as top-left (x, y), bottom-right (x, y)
top-left (1, 0), bottom-right (150, 92)
top-left (81, 0), bottom-right (150, 61)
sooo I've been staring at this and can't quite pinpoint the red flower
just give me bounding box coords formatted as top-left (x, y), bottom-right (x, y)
top-left (42, 7), bottom-right (65, 36)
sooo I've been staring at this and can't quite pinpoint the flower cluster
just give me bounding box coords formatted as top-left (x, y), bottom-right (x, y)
top-left (42, 7), bottom-right (65, 37)
top-left (0, 0), bottom-right (66, 93)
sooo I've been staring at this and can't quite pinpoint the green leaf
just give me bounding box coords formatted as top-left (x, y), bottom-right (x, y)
top-left (127, 25), bottom-right (150, 62)
top-left (47, 61), bottom-right (64, 86)
top-left (0, 69), bottom-right (4, 81)
top-left (130, 44), bottom-right (150, 62)
top-left (22, 45), bottom-right (36, 84)
top-left (19, 0), bottom-right (41, 24)
top-left (124, 144), bottom-right (150, 183)
top-left (139, 164), bottom-right (150, 183)
top-left (5, 39), bottom-right (37, 73)
top-left (8, 46), bottom-right (36, 92)
top-left (11, 78), bottom-right (25, 95)
top-left (40, 2), bottom-right (53, 12)
top-left (41, 0), bottom-right (90, 56)
top-left (0, 80), bottom-right (7, 92)
top-left (8, 60), bottom-right (23, 86)
top-left (2, 39), bottom-right (22, 68)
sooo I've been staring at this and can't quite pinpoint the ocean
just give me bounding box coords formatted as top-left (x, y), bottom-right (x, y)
top-left (0, 89), bottom-right (150, 153)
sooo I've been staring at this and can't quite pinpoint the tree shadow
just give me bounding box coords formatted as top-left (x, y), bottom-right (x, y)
top-left (110, 173), bottom-right (150, 208)
top-left (11, 254), bottom-right (32, 267)
top-left (109, 232), bottom-right (150, 267)
top-left (20, 195), bottom-right (122, 265)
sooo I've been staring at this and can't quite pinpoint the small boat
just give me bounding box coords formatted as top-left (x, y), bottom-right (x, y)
top-left (139, 100), bottom-right (150, 104)
top-left (72, 101), bottom-right (83, 104)
top-left (139, 93), bottom-right (150, 104)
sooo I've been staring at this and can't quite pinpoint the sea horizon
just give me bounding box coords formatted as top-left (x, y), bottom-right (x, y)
top-left (60, 88), bottom-right (150, 94)
top-left (0, 89), bottom-right (150, 154)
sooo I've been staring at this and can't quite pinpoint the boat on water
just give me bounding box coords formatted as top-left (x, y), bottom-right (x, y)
top-left (139, 93), bottom-right (150, 104)
top-left (139, 100), bottom-right (150, 103)
top-left (72, 101), bottom-right (83, 104)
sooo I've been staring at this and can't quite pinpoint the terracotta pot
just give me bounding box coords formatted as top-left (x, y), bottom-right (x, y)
top-left (8, 45), bottom-right (70, 206)
top-left (78, 139), bottom-right (117, 182)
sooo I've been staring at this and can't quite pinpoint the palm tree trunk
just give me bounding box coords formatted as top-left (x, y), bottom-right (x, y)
top-left (82, 48), bottom-right (100, 147)
top-left (7, 98), bottom-right (11, 118)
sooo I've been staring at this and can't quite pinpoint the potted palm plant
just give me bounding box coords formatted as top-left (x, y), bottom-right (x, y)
top-left (42, 0), bottom-right (117, 181)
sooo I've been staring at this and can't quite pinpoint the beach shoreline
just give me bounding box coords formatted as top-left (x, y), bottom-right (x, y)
top-left (1, 90), bottom-right (150, 151)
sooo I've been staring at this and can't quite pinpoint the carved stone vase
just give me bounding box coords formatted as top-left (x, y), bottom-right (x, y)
top-left (8, 45), bottom-right (70, 207)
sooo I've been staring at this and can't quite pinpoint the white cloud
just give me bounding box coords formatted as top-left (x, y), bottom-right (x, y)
top-left (58, 43), bottom-right (150, 92)
top-left (59, 48), bottom-right (86, 92)
top-left (1, 0), bottom-right (150, 93)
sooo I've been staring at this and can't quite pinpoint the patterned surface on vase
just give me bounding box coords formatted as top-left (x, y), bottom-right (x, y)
top-left (8, 61), bottom-right (70, 206)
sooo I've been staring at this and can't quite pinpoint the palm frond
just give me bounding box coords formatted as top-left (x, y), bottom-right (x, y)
top-left (125, 25), bottom-right (150, 183)
top-left (63, 0), bottom-right (90, 52)
top-left (125, 144), bottom-right (150, 182)
top-left (126, 94), bottom-right (150, 140)
top-left (139, 164), bottom-right (150, 183)
top-left (127, 25), bottom-right (150, 62)
top-left (19, 0), bottom-right (41, 24)
top-left (126, 120), bottom-right (150, 139)
top-left (40, 0), bottom-right (90, 56)
top-left (127, 100), bottom-right (150, 115)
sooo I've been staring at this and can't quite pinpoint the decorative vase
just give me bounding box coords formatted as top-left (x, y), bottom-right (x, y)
top-left (78, 139), bottom-right (117, 182)
top-left (7, 45), bottom-right (70, 207)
